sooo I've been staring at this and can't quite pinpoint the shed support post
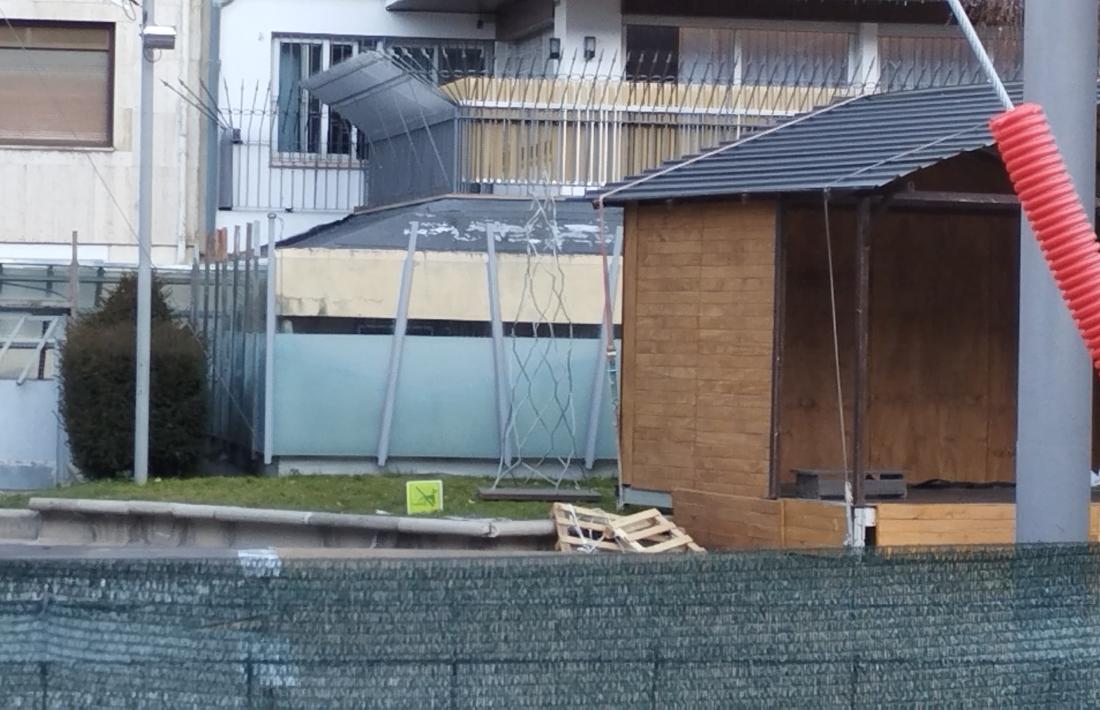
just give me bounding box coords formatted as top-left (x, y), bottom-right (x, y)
top-left (485, 225), bottom-right (513, 467)
top-left (377, 221), bottom-right (419, 467)
top-left (852, 198), bottom-right (871, 509)
top-left (584, 226), bottom-right (624, 470)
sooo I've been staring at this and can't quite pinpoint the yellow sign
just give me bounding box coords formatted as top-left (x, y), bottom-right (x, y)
top-left (406, 480), bottom-right (444, 515)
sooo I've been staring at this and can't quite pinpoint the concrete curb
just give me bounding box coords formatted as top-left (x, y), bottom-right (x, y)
top-left (19, 498), bottom-right (556, 550)
top-left (0, 510), bottom-right (41, 541)
top-left (27, 498), bottom-right (555, 537)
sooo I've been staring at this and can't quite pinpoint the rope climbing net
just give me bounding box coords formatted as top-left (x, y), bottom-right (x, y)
top-left (492, 187), bottom-right (580, 489)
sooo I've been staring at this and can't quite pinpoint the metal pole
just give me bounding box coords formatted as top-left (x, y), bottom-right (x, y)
top-left (377, 221), bottom-right (419, 467)
top-left (68, 230), bottom-right (79, 319)
top-left (485, 225), bottom-right (513, 466)
top-left (263, 213), bottom-right (277, 465)
top-left (133, 0), bottom-right (156, 485)
top-left (69, 231), bottom-right (79, 320)
top-left (1016, 0), bottom-right (1097, 543)
top-left (583, 225), bottom-right (623, 470)
top-left (243, 222), bottom-right (253, 452)
top-left (944, 0), bottom-right (1014, 111)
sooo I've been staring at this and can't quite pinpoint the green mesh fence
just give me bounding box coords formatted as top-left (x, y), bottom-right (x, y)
top-left (3, 546), bottom-right (1100, 708)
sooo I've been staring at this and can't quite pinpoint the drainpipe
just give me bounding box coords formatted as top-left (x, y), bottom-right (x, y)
top-left (204, 0), bottom-right (232, 238)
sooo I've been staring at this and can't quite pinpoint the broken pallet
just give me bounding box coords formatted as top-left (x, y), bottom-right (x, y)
top-left (551, 503), bottom-right (704, 554)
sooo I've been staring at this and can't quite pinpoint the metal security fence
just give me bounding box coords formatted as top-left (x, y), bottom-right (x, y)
top-left (215, 28), bottom-right (1038, 211)
top-left (3, 546), bottom-right (1100, 707)
top-left (0, 262), bottom-right (194, 490)
top-left (193, 224), bottom-right (273, 460)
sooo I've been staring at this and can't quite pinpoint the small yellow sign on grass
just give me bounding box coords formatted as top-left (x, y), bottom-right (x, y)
top-left (406, 480), bottom-right (444, 515)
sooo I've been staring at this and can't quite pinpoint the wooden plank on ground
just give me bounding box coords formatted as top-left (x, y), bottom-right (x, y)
top-left (477, 487), bottom-right (601, 503)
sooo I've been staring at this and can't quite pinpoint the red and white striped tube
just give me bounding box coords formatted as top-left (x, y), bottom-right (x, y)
top-left (990, 103), bottom-right (1100, 370)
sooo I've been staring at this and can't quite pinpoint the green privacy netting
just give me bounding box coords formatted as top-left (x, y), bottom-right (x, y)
top-left (3, 546), bottom-right (1100, 708)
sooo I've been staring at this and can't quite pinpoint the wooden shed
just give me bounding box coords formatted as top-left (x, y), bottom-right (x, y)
top-left (602, 83), bottom-right (1100, 549)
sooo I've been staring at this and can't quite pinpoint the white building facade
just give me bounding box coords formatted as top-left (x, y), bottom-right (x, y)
top-left (0, 0), bottom-right (209, 265)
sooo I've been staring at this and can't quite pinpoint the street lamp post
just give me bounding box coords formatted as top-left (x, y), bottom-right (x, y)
top-left (134, 4), bottom-right (176, 485)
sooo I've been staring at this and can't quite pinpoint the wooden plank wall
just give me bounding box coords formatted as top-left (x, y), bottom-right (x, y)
top-left (673, 490), bottom-right (847, 549)
top-left (673, 490), bottom-right (782, 549)
top-left (781, 499), bottom-right (848, 548)
top-left (779, 206), bottom-right (1019, 485)
top-left (875, 503), bottom-right (1100, 546)
top-left (620, 201), bottom-right (777, 498)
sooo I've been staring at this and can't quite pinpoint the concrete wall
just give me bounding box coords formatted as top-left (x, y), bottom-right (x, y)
top-left (0, 0), bottom-right (208, 265)
top-left (554, 0), bottom-right (623, 76)
top-left (278, 247), bottom-right (622, 325)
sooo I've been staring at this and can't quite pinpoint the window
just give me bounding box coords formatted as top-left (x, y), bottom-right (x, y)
top-left (625, 24), bottom-right (850, 86)
top-left (879, 31), bottom-right (1022, 91)
top-left (276, 37), bottom-right (366, 157)
top-left (383, 40), bottom-right (491, 84)
top-left (0, 21), bottom-right (113, 146)
top-left (625, 25), bottom-right (679, 81)
top-left (275, 36), bottom-right (491, 157)
top-left (740, 29), bottom-right (850, 87)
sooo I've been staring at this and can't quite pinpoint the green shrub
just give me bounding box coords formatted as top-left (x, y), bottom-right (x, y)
top-left (59, 275), bottom-right (207, 478)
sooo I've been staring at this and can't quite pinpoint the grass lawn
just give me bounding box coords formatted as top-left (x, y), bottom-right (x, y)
top-left (0, 474), bottom-right (620, 520)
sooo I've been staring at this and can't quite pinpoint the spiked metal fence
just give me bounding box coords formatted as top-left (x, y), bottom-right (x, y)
top-left (215, 28), bottom-right (1030, 211)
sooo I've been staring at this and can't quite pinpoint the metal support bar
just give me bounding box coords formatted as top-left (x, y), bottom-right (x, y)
top-left (202, 235), bottom-right (211, 355)
top-left (189, 252), bottom-right (199, 326)
top-left (69, 231), bottom-right (79, 319)
top-left (376, 221), bottom-right (419, 467)
top-left (263, 213), bottom-right (277, 465)
top-left (0, 315), bottom-right (28, 369)
top-left (485, 225), bottom-right (513, 466)
top-left (16, 317), bottom-right (59, 385)
top-left (212, 257), bottom-right (222, 437)
top-left (244, 222), bottom-right (255, 454)
top-left (230, 226), bottom-right (241, 443)
top-left (584, 225), bottom-right (624, 470)
top-left (852, 198), bottom-right (872, 508)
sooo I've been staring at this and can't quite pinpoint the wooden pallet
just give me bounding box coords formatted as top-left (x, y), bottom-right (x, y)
top-left (551, 503), bottom-right (704, 554)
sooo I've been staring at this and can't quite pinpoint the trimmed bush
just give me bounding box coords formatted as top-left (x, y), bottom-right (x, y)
top-left (60, 275), bottom-right (207, 478)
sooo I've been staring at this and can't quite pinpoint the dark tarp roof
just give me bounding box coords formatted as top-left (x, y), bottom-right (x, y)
top-left (597, 82), bottom-right (1031, 205)
top-left (279, 196), bottom-right (622, 255)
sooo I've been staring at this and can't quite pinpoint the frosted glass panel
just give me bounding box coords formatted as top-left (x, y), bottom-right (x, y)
top-left (272, 334), bottom-right (619, 461)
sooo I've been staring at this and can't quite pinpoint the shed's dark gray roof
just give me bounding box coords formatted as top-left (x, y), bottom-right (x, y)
top-left (279, 195), bottom-right (622, 255)
top-left (598, 82), bottom-right (1026, 204)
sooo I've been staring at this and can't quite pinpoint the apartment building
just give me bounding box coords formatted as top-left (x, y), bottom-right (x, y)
top-left (0, 0), bottom-right (209, 265)
top-left (214, 0), bottom-right (1021, 238)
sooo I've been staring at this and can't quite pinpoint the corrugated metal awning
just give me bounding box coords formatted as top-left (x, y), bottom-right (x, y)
top-left (302, 50), bottom-right (457, 144)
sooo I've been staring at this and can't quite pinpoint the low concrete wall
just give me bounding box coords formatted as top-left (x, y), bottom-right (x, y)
top-left (13, 499), bottom-right (556, 551)
top-left (0, 510), bottom-right (40, 540)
